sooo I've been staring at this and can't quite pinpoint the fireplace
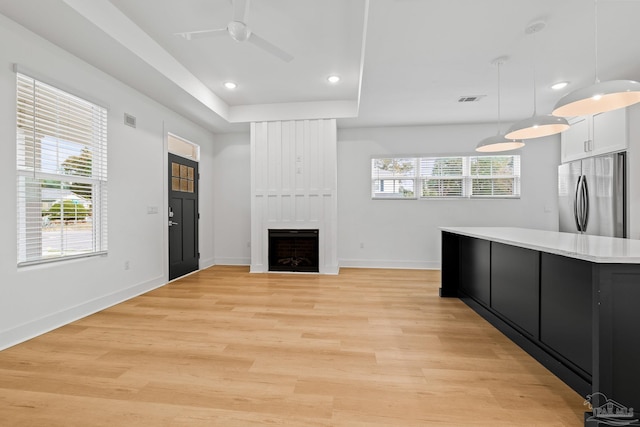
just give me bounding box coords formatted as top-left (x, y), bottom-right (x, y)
top-left (268, 229), bottom-right (319, 272)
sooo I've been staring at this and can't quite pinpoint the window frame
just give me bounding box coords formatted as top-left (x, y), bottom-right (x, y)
top-left (467, 155), bottom-right (521, 198)
top-left (16, 72), bottom-right (108, 266)
top-left (371, 154), bottom-right (521, 200)
top-left (370, 157), bottom-right (418, 200)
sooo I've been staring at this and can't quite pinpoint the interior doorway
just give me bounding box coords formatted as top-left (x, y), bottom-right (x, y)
top-left (168, 134), bottom-right (200, 280)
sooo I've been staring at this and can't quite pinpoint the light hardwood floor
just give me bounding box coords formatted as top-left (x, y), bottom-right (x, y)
top-left (0, 266), bottom-right (585, 426)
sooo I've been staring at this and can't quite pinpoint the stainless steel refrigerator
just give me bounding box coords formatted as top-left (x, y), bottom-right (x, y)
top-left (558, 152), bottom-right (626, 238)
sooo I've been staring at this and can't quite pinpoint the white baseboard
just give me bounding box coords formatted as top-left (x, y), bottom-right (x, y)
top-left (0, 275), bottom-right (166, 351)
top-left (214, 257), bottom-right (250, 266)
top-left (200, 257), bottom-right (216, 269)
top-left (338, 259), bottom-right (440, 270)
top-left (243, 259), bottom-right (438, 271)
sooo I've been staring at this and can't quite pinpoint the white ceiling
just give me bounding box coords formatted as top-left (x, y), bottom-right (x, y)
top-left (1, 0), bottom-right (640, 134)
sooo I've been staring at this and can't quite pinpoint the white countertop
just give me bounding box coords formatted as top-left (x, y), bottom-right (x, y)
top-left (440, 227), bottom-right (640, 264)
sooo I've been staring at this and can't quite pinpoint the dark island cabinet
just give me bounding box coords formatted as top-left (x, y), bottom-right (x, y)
top-left (540, 253), bottom-right (592, 377)
top-left (458, 236), bottom-right (491, 306)
top-left (440, 228), bottom-right (640, 425)
top-left (490, 243), bottom-right (540, 338)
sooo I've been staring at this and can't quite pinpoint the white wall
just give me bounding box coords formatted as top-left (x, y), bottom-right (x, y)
top-left (0, 14), bottom-right (216, 349)
top-left (212, 133), bottom-right (252, 265)
top-left (337, 124), bottom-right (560, 269)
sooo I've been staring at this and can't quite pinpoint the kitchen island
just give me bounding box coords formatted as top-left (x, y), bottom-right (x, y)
top-left (440, 227), bottom-right (640, 425)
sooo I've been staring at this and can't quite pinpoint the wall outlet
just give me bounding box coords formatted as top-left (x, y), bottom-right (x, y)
top-left (360, 242), bottom-right (364, 249)
top-left (124, 261), bottom-right (130, 270)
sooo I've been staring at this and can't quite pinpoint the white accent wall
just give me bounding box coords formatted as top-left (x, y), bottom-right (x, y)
top-left (337, 124), bottom-right (561, 269)
top-left (0, 14), bottom-right (216, 350)
top-left (250, 120), bottom-right (339, 274)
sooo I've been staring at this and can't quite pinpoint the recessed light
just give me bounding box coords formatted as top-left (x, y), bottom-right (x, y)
top-left (327, 75), bottom-right (340, 84)
top-left (551, 81), bottom-right (569, 90)
top-left (224, 81), bottom-right (237, 90)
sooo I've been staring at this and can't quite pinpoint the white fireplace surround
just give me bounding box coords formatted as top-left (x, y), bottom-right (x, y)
top-left (250, 119), bottom-right (339, 274)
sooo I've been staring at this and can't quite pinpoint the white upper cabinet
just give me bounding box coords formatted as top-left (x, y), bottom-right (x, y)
top-left (591, 108), bottom-right (628, 157)
top-left (560, 108), bottom-right (628, 163)
top-left (560, 116), bottom-right (589, 163)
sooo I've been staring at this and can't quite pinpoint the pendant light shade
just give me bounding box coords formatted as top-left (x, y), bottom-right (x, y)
top-left (505, 114), bottom-right (570, 140)
top-left (476, 135), bottom-right (525, 152)
top-left (507, 21), bottom-right (570, 140)
top-left (552, 0), bottom-right (640, 117)
top-left (475, 56), bottom-right (525, 152)
top-left (552, 79), bottom-right (640, 117)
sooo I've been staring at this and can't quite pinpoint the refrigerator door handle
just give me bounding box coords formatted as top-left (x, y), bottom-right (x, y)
top-left (574, 175), bottom-right (583, 232)
top-left (582, 175), bottom-right (589, 232)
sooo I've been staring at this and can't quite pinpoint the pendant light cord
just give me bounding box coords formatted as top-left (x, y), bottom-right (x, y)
top-left (594, 0), bottom-right (600, 83)
top-left (497, 61), bottom-right (502, 135)
top-left (532, 29), bottom-right (538, 116)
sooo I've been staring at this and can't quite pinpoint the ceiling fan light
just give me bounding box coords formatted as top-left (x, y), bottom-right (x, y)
top-left (227, 20), bottom-right (251, 42)
top-left (475, 134), bottom-right (525, 152)
top-left (552, 79), bottom-right (640, 117)
top-left (505, 115), bottom-right (570, 140)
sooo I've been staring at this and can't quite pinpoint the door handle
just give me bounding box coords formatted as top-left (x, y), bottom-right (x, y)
top-left (581, 177), bottom-right (589, 232)
top-left (574, 176), bottom-right (583, 232)
top-left (169, 220), bottom-right (179, 227)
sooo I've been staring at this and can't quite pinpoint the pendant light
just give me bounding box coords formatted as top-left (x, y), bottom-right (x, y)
top-left (476, 57), bottom-right (525, 152)
top-left (505, 21), bottom-right (570, 140)
top-left (552, 0), bottom-right (640, 117)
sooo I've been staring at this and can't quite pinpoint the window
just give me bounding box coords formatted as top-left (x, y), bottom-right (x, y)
top-left (371, 158), bottom-right (417, 199)
top-left (16, 73), bottom-right (108, 265)
top-left (469, 155), bottom-right (521, 197)
top-left (420, 157), bottom-right (464, 197)
top-left (371, 155), bottom-right (520, 199)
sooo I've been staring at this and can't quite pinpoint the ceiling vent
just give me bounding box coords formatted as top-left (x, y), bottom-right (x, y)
top-left (458, 95), bottom-right (485, 103)
top-left (124, 113), bottom-right (137, 128)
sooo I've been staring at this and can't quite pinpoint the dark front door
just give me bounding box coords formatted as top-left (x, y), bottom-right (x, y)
top-left (168, 153), bottom-right (199, 280)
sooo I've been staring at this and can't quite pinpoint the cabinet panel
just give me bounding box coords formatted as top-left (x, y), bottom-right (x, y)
top-left (540, 253), bottom-right (592, 375)
top-left (439, 232), bottom-right (460, 297)
top-left (599, 265), bottom-right (640, 412)
top-left (592, 108), bottom-right (627, 156)
top-left (561, 116), bottom-right (589, 163)
top-left (490, 242), bottom-right (539, 338)
top-left (459, 236), bottom-right (490, 305)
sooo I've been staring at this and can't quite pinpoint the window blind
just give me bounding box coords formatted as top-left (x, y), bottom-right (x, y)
top-left (469, 155), bottom-right (521, 197)
top-left (371, 154), bottom-right (520, 199)
top-left (16, 73), bottom-right (108, 265)
top-left (419, 157), bottom-right (464, 197)
top-left (371, 158), bottom-right (417, 198)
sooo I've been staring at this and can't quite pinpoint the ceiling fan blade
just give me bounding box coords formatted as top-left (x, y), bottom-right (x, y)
top-left (248, 32), bottom-right (294, 62)
top-left (175, 28), bottom-right (227, 41)
top-left (232, 0), bottom-right (249, 23)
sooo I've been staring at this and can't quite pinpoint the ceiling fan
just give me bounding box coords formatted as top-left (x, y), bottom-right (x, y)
top-left (175, 0), bottom-right (294, 62)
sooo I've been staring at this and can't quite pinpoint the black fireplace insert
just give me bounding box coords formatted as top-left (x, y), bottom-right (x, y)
top-left (268, 229), bottom-right (319, 272)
